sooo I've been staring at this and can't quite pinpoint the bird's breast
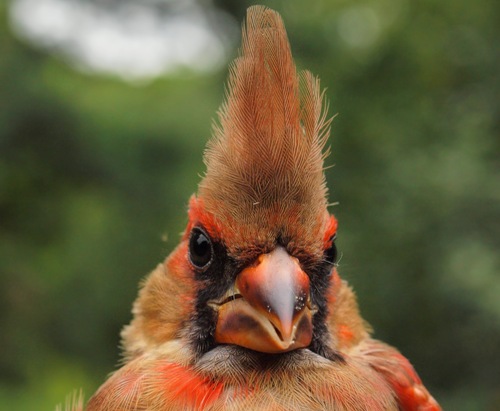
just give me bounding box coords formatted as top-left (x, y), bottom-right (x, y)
top-left (190, 346), bottom-right (398, 411)
top-left (87, 346), bottom-right (397, 411)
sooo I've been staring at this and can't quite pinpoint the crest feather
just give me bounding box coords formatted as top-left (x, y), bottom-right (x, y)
top-left (198, 6), bottom-right (332, 246)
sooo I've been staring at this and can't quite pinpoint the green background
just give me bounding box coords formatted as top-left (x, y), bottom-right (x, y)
top-left (1, 0), bottom-right (499, 409)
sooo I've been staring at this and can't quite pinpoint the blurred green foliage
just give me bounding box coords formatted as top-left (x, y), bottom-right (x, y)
top-left (1, 0), bottom-right (499, 409)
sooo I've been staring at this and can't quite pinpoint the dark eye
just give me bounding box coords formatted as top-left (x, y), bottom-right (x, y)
top-left (325, 234), bottom-right (338, 265)
top-left (189, 228), bottom-right (213, 269)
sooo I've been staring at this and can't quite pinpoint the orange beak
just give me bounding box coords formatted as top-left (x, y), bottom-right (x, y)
top-left (211, 246), bottom-right (315, 353)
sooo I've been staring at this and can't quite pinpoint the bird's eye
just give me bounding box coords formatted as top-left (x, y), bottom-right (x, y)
top-left (189, 228), bottom-right (213, 269)
top-left (324, 234), bottom-right (338, 265)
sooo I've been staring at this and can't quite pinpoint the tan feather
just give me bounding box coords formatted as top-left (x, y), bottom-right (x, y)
top-left (55, 390), bottom-right (84, 411)
top-left (199, 6), bottom-right (332, 253)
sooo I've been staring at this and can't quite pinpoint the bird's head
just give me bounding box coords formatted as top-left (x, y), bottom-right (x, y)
top-left (122, 6), bottom-right (358, 367)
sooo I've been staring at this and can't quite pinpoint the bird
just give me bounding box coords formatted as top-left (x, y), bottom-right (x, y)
top-left (83, 5), bottom-right (441, 411)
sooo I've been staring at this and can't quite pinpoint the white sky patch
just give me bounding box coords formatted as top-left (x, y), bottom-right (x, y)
top-left (9, 0), bottom-right (236, 80)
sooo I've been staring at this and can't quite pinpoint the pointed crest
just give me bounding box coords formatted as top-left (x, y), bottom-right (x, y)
top-left (198, 6), bottom-right (332, 248)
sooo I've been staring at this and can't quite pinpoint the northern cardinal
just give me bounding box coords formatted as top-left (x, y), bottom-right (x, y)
top-left (83, 6), bottom-right (441, 411)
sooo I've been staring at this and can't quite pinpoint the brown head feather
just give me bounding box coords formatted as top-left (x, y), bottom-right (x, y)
top-left (198, 6), bottom-right (333, 253)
